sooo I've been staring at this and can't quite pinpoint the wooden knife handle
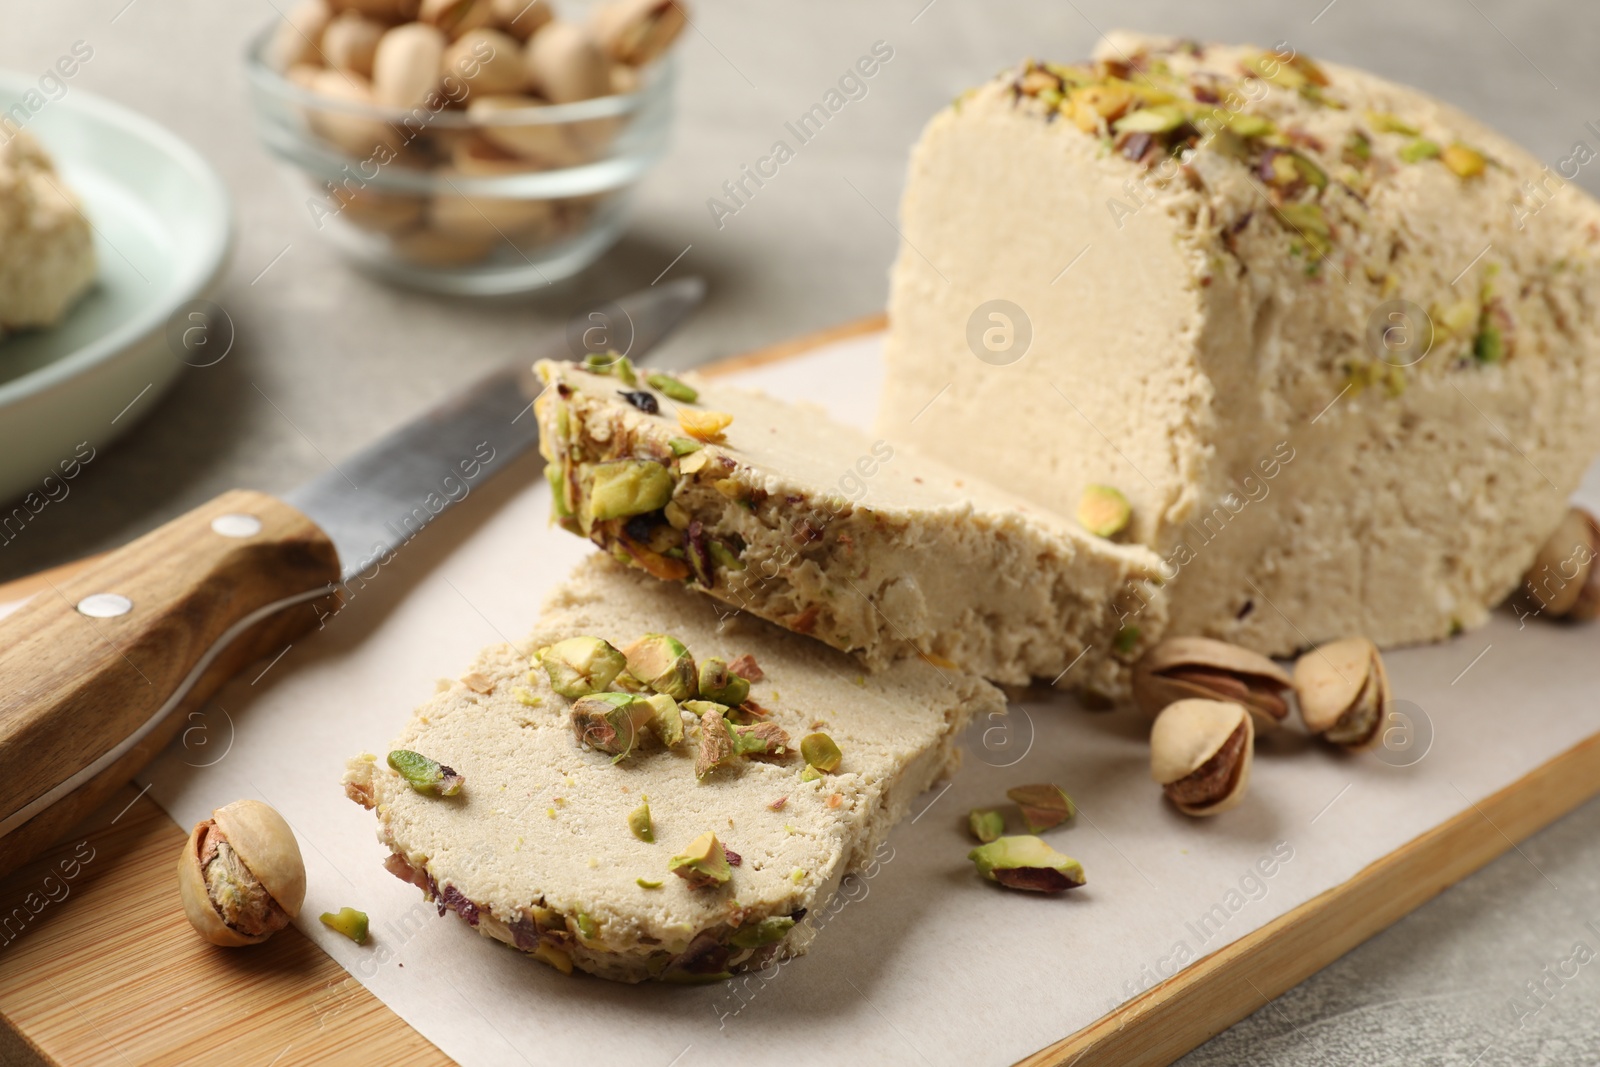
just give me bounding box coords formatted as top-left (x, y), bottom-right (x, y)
top-left (0, 490), bottom-right (340, 879)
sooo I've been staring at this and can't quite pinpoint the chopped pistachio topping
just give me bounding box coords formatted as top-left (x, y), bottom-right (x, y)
top-left (800, 732), bottom-right (842, 774)
top-left (644, 693), bottom-right (684, 748)
top-left (697, 657), bottom-right (750, 706)
top-left (968, 836), bottom-right (1086, 892)
top-left (387, 750), bottom-right (464, 796)
top-left (588, 460), bottom-right (675, 522)
top-left (636, 877), bottom-right (663, 889)
top-left (707, 539), bottom-right (746, 571)
top-left (1007, 784), bottom-right (1076, 832)
top-left (1077, 484), bottom-right (1131, 538)
top-left (319, 907), bottom-right (370, 944)
top-left (1398, 139), bottom-right (1441, 163)
top-left (1114, 626), bottom-right (1142, 655)
top-left (628, 799), bottom-right (655, 843)
top-left (539, 636), bottom-right (628, 698)
top-left (646, 372), bottom-right (699, 403)
top-left (576, 912), bottom-right (598, 940)
top-left (668, 832), bottom-right (732, 889)
top-left (1366, 110), bottom-right (1419, 136)
top-left (570, 693), bottom-right (655, 758)
top-left (969, 809), bottom-right (1005, 843)
top-left (729, 916), bottom-right (796, 949)
top-left (623, 633), bottom-right (698, 701)
top-left (667, 436), bottom-right (703, 456)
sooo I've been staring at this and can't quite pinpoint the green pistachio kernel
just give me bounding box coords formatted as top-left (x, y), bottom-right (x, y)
top-left (647, 372), bottom-right (699, 403)
top-left (1006, 784), bottom-right (1076, 832)
top-left (968, 809), bottom-right (1005, 844)
top-left (1399, 139), bottom-right (1441, 163)
top-left (576, 912), bottom-right (598, 940)
top-left (623, 634), bottom-right (698, 701)
top-left (668, 832), bottom-right (731, 888)
top-left (800, 732), bottom-right (842, 774)
top-left (644, 693), bottom-right (684, 748)
top-left (707, 540), bottom-right (746, 571)
top-left (637, 877), bottom-right (664, 889)
top-left (1114, 626), bottom-right (1142, 655)
top-left (968, 836), bottom-right (1086, 892)
top-left (728, 916), bottom-right (796, 949)
top-left (319, 907), bottom-right (370, 944)
top-left (588, 460), bottom-right (675, 522)
top-left (697, 657), bottom-right (750, 706)
top-left (387, 750), bottom-right (465, 796)
top-left (628, 798), bottom-right (655, 843)
top-left (668, 436), bottom-right (703, 456)
top-left (539, 636), bottom-right (628, 698)
top-left (1077, 485), bottom-right (1131, 538)
top-left (570, 693), bottom-right (655, 758)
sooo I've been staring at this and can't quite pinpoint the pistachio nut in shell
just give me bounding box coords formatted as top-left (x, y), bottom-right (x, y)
top-left (592, 0), bottom-right (687, 66)
top-left (321, 10), bottom-right (385, 77)
top-left (491, 0), bottom-right (551, 39)
top-left (444, 28), bottom-right (528, 98)
top-left (1521, 507), bottom-right (1600, 619)
top-left (1292, 637), bottom-right (1389, 750)
top-left (371, 22), bottom-right (447, 109)
top-left (1149, 699), bottom-right (1254, 816)
top-left (968, 836), bottom-right (1085, 892)
top-left (1133, 636), bottom-right (1292, 729)
top-left (524, 21), bottom-right (610, 103)
top-left (178, 799), bottom-right (306, 947)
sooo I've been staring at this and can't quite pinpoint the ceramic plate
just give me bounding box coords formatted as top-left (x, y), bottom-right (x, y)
top-left (0, 71), bottom-right (231, 503)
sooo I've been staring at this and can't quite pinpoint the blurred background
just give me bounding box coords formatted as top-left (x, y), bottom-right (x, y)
top-left (2, 1), bottom-right (1599, 1062)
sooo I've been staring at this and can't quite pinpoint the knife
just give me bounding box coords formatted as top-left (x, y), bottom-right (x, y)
top-left (0, 278), bottom-right (704, 877)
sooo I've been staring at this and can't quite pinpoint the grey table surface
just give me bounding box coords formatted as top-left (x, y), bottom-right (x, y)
top-left (3, 1), bottom-right (1599, 1063)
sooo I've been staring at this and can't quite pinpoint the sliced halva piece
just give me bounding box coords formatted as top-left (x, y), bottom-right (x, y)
top-left (535, 359), bottom-right (1169, 694)
top-left (879, 32), bottom-right (1600, 655)
top-left (345, 556), bottom-right (1001, 983)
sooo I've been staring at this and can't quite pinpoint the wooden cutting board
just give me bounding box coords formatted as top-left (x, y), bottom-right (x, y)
top-left (3, 315), bottom-right (1599, 1067)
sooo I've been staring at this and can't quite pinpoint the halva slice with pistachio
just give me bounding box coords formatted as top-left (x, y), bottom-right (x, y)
top-left (881, 32), bottom-right (1600, 656)
top-left (344, 556), bottom-right (1001, 984)
top-left (535, 359), bottom-right (1169, 696)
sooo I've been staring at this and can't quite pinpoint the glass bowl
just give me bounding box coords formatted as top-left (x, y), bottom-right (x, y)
top-left (243, 23), bottom-right (673, 295)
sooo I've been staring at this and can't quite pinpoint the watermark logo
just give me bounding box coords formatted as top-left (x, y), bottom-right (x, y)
top-left (1372, 698), bottom-right (1433, 768)
top-left (166, 299), bottom-right (234, 367)
top-left (973, 705), bottom-right (1035, 768)
top-left (1365, 299), bottom-right (1433, 368)
top-left (966, 299), bottom-right (1031, 366)
top-left (565, 299), bottom-right (636, 360)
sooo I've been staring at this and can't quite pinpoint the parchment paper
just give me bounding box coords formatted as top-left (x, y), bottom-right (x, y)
top-left (138, 334), bottom-right (1600, 1067)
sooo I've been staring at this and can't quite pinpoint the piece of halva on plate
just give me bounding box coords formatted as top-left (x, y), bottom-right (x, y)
top-left (878, 32), bottom-right (1600, 655)
top-left (534, 358), bottom-right (1169, 694)
top-left (345, 556), bottom-right (1002, 983)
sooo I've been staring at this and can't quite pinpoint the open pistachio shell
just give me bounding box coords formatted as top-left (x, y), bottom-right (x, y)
top-left (1149, 699), bottom-right (1253, 816)
top-left (211, 800), bottom-right (307, 920)
top-left (1133, 636), bottom-right (1292, 729)
top-left (178, 800), bottom-right (306, 947)
top-left (1293, 637), bottom-right (1389, 749)
top-left (1522, 508), bottom-right (1600, 618)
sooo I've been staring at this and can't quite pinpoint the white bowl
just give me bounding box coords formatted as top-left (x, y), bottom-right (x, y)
top-left (0, 71), bottom-right (231, 505)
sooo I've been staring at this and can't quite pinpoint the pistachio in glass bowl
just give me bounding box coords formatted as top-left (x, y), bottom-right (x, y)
top-left (244, 0), bottom-right (683, 294)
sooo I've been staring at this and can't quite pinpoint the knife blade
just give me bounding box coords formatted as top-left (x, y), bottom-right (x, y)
top-left (0, 278), bottom-right (704, 875)
top-left (287, 277), bottom-right (705, 583)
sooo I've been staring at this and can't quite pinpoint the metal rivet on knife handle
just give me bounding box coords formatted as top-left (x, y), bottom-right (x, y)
top-left (76, 593), bottom-right (133, 618)
top-left (210, 514), bottom-right (263, 539)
